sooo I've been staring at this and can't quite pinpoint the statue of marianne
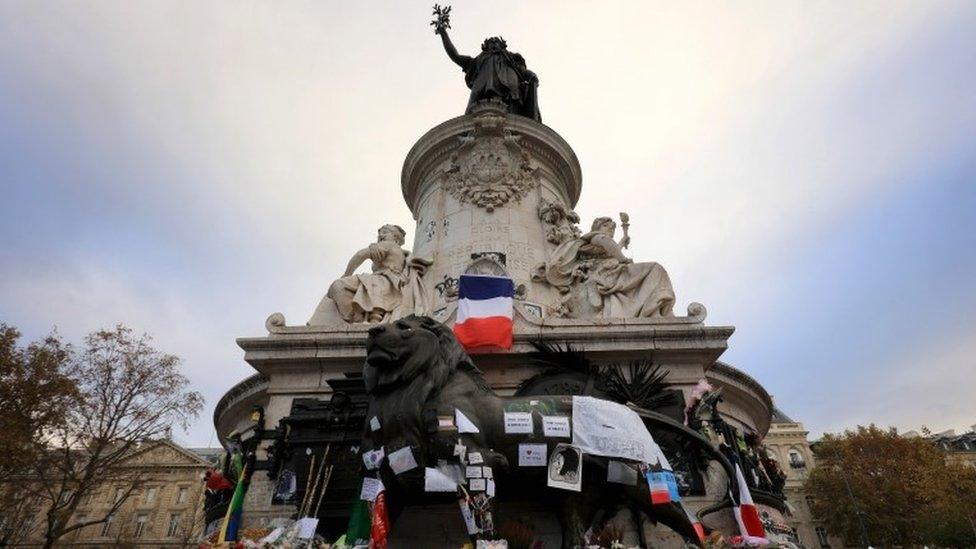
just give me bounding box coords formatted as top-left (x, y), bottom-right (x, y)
top-left (431, 5), bottom-right (541, 122)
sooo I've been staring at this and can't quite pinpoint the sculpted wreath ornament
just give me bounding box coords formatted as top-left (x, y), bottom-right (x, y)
top-left (443, 112), bottom-right (539, 212)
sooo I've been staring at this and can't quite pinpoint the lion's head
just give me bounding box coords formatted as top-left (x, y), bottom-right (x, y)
top-left (364, 315), bottom-right (478, 395)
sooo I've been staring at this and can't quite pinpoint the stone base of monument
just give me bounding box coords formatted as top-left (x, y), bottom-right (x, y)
top-left (217, 306), bottom-right (779, 544)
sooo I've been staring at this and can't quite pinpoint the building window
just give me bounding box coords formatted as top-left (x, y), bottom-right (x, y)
top-left (805, 495), bottom-right (815, 509)
top-left (167, 514), bottom-right (181, 538)
top-left (146, 487), bottom-right (157, 504)
top-left (81, 491), bottom-right (94, 505)
top-left (101, 515), bottom-right (113, 537)
top-left (789, 449), bottom-right (806, 469)
top-left (134, 514), bottom-right (148, 538)
top-left (816, 526), bottom-right (830, 547)
top-left (114, 487), bottom-right (125, 503)
top-left (73, 515), bottom-right (86, 539)
top-left (177, 487), bottom-right (188, 504)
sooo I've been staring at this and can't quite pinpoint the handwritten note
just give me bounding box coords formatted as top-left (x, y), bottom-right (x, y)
top-left (518, 443), bottom-right (547, 467)
top-left (504, 412), bottom-right (533, 434)
top-left (362, 447), bottom-right (385, 471)
top-left (572, 396), bottom-right (657, 462)
top-left (424, 467), bottom-right (459, 492)
top-left (388, 446), bottom-right (418, 475)
top-left (369, 416), bottom-right (381, 431)
top-left (468, 452), bottom-right (484, 465)
top-left (296, 517), bottom-right (319, 539)
top-left (360, 477), bottom-right (384, 501)
top-left (542, 415), bottom-right (571, 438)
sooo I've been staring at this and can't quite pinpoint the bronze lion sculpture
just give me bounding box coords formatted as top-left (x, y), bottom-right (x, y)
top-left (361, 315), bottom-right (735, 548)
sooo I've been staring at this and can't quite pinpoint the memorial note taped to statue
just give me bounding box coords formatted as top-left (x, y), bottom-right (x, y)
top-left (571, 396), bottom-right (658, 462)
top-left (542, 415), bottom-right (571, 438)
top-left (504, 411), bottom-right (533, 434)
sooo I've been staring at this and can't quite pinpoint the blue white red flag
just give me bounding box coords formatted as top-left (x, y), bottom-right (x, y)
top-left (453, 274), bottom-right (514, 351)
top-left (733, 463), bottom-right (767, 539)
top-left (646, 469), bottom-right (680, 504)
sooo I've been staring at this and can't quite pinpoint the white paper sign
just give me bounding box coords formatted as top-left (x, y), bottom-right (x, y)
top-left (424, 467), bottom-right (459, 492)
top-left (469, 478), bottom-right (487, 491)
top-left (456, 409), bottom-right (480, 433)
top-left (486, 478), bottom-right (496, 497)
top-left (360, 477), bottom-right (384, 501)
top-left (388, 446), bottom-right (418, 475)
top-left (572, 396), bottom-right (658, 462)
top-left (542, 416), bottom-right (571, 438)
top-left (458, 500), bottom-right (480, 534)
top-left (483, 467), bottom-right (492, 479)
top-left (369, 416), bottom-right (381, 431)
top-left (362, 447), bottom-right (385, 471)
top-left (466, 466), bottom-right (483, 478)
top-left (504, 412), bottom-right (533, 434)
top-left (606, 460), bottom-right (638, 485)
top-left (518, 443), bottom-right (547, 466)
top-left (296, 517), bottom-right (319, 539)
top-left (468, 452), bottom-right (484, 465)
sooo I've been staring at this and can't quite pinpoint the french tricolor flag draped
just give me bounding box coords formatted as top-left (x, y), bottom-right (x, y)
top-left (733, 463), bottom-right (767, 539)
top-left (453, 274), bottom-right (514, 351)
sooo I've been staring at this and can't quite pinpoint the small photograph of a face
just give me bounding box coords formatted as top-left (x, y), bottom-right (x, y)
top-left (549, 445), bottom-right (580, 481)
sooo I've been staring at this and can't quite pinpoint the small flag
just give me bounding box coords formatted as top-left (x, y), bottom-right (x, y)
top-left (682, 503), bottom-right (706, 543)
top-left (217, 463), bottom-right (248, 543)
top-left (370, 489), bottom-right (390, 548)
top-left (732, 464), bottom-right (766, 538)
top-left (646, 469), bottom-right (680, 504)
top-left (453, 274), bottom-right (514, 350)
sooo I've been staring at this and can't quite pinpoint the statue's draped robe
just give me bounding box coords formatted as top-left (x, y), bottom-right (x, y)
top-left (309, 242), bottom-right (431, 325)
top-left (458, 50), bottom-right (541, 122)
top-left (533, 234), bottom-right (675, 318)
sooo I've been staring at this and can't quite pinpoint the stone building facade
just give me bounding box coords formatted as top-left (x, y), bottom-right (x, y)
top-left (904, 427), bottom-right (976, 469)
top-left (17, 440), bottom-right (216, 548)
top-left (764, 409), bottom-right (841, 548)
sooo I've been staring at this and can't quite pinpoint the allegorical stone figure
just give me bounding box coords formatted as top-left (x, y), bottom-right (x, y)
top-left (534, 216), bottom-right (675, 318)
top-left (308, 224), bottom-right (432, 325)
top-left (431, 5), bottom-right (541, 122)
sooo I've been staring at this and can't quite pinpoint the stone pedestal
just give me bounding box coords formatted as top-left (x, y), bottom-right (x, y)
top-left (215, 107), bottom-right (781, 546)
top-left (402, 101), bottom-right (581, 316)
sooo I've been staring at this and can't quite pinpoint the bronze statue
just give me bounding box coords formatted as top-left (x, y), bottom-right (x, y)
top-left (360, 316), bottom-right (738, 547)
top-left (431, 5), bottom-right (541, 122)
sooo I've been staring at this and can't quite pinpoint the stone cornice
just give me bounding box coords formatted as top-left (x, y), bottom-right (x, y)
top-left (212, 372), bottom-right (269, 438)
top-left (238, 319), bottom-right (734, 374)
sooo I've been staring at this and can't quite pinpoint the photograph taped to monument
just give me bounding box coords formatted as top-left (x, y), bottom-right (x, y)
top-left (547, 443), bottom-right (582, 492)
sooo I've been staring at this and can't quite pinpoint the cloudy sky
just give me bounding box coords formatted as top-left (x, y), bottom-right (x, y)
top-left (2, 1), bottom-right (974, 445)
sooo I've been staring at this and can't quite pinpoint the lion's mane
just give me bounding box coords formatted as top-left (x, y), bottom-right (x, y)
top-left (364, 316), bottom-right (489, 451)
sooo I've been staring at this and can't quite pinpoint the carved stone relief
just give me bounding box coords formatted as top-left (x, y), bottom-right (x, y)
top-left (442, 109), bottom-right (539, 212)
